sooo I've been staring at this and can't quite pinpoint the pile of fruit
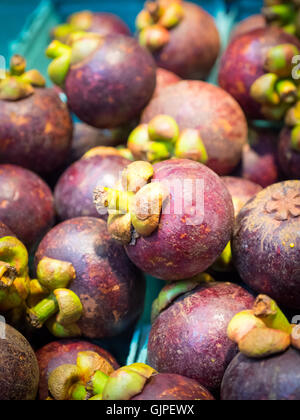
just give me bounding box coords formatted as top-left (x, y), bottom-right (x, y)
top-left (0, 0), bottom-right (299, 401)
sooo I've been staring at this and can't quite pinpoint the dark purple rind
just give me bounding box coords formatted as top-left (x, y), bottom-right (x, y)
top-left (235, 125), bottom-right (280, 188)
top-left (36, 339), bottom-right (119, 400)
top-left (221, 348), bottom-right (300, 400)
top-left (278, 127), bottom-right (300, 179)
top-left (222, 177), bottom-right (262, 216)
top-left (84, 12), bottom-right (131, 37)
top-left (0, 221), bottom-right (14, 238)
top-left (65, 35), bottom-right (156, 128)
top-left (230, 15), bottom-right (266, 41)
top-left (154, 68), bottom-right (181, 97)
top-left (132, 373), bottom-right (214, 400)
top-left (35, 217), bottom-right (145, 339)
top-left (141, 81), bottom-right (248, 175)
top-left (0, 88), bottom-right (73, 175)
top-left (0, 324), bottom-right (39, 400)
top-left (0, 164), bottom-right (55, 249)
top-left (148, 282), bottom-right (254, 393)
top-left (55, 154), bottom-right (130, 221)
top-left (125, 159), bottom-right (234, 281)
top-left (68, 122), bottom-right (129, 165)
top-left (232, 181), bottom-right (300, 309)
top-left (151, 2), bottom-right (220, 80)
top-left (219, 27), bottom-right (300, 120)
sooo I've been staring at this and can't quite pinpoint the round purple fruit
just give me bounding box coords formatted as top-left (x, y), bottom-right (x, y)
top-left (141, 81), bottom-right (248, 175)
top-left (136, 0), bottom-right (220, 80)
top-left (0, 164), bottom-right (55, 249)
top-left (35, 217), bottom-right (145, 339)
top-left (55, 153), bottom-right (131, 221)
top-left (148, 280), bottom-right (254, 392)
top-left (221, 348), bottom-right (300, 400)
top-left (94, 159), bottom-right (234, 281)
top-left (278, 126), bottom-right (300, 179)
top-left (232, 180), bottom-right (300, 309)
top-left (0, 56), bottom-right (73, 175)
top-left (47, 33), bottom-right (156, 128)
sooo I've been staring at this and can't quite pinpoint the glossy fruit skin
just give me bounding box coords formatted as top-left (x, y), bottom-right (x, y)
top-left (235, 125), bottom-right (280, 188)
top-left (150, 2), bottom-right (220, 80)
top-left (154, 68), bottom-right (181, 97)
top-left (76, 12), bottom-right (130, 37)
top-left (126, 159), bottom-right (234, 281)
top-left (55, 154), bottom-right (130, 221)
top-left (0, 221), bottom-right (14, 238)
top-left (36, 339), bottom-right (119, 400)
top-left (222, 177), bottom-right (263, 216)
top-left (278, 127), bottom-right (300, 179)
top-left (132, 374), bottom-right (214, 401)
top-left (230, 15), bottom-right (266, 41)
top-left (0, 323), bottom-right (39, 400)
top-left (68, 122), bottom-right (130, 165)
top-left (219, 27), bottom-right (300, 120)
top-left (148, 282), bottom-right (254, 393)
top-left (141, 81), bottom-right (248, 175)
top-left (0, 164), bottom-right (55, 249)
top-left (35, 217), bottom-right (145, 339)
top-left (232, 181), bottom-right (300, 309)
top-left (221, 348), bottom-right (300, 400)
top-left (0, 88), bottom-right (73, 175)
top-left (65, 35), bottom-right (156, 129)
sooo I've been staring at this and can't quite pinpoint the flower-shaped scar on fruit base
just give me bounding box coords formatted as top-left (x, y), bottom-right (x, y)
top-left (94, 161), bottom-right (169, 245)
top-left (0, 55), bottom-right (45, 101)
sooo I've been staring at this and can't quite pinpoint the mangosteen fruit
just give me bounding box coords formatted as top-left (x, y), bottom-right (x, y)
top-left (235, 125), bottom-right (280, 188)
top-left (147, 279), bottom-right (254, 393)
top-left (46, 33), bottom-right (156, 128)
top-left (230, 14), bottom-right (266, 41)
top-left (136, 0), bottom-right (220, 80)
top-left (36, 339), bottom-right (119, 400)
top-left (219, 27), bottom-right (300, 120)
top-left (232, 180), bottom-right (300, 309)
top-left (55, 152), bottom-right (131, 221)
top-left (94, 159), bottom-right (234, 281)
top-left (68, 122), bottom-right (133, 165)
top-left (141, 81), bottom-right (248, 175)
top-left (0, 322), bottom-right (39, 400)
top-left (52, 10), bottom-right (131, 42)
top-left (278, 126), bottom-right (300, 178)
top-left (0, 55), bottom-right (73, 175)
top-left (35, 217), bottom-right (145, 339)
top-left (0, 164), bottom-right (55, 249)
top-left (154, 68), bottom-right (181, 97)
top-left (221, 348), bottom-right (300, 400)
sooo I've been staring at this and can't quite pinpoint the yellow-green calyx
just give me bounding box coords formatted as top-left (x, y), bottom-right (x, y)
top-left (0, 55), bottom-right (45, 101)
top-left (227, 294), bottom-right (294, 359)
top-left (151, 273), bottom-right (214, 323)
top-left (127, 115), bottom-right (208, 164)
top-left (26, 257), bottom-right (82, 337)
top-left (212, 241), bottom-right (233, 273)
top-left (250, 43), bottom-right (300, 121)
top-left (52, 11), bottom-right (93, 42)
top-left (46, 33), bottom-right (102, 87)
top-left (291, 124), bottom-right (300, 151)
top-left (0, 236), bottom-right (30, 312)
top-left (262, 2), bottom-right (299, 36)
top-left (94, 161), bottom-right (169, 245)
top-left (136, 0), bottom-right (184, 51)
top-left (48, 351), bottom-right (115, 400)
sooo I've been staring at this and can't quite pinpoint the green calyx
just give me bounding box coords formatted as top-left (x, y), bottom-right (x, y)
top-left (137, 0), bottom-right (184, 51)
top-left (250, 73), bottom-right (280, 105)
top-left (46, 34), bottom-right (102, 87)
top-left (94, 161), bottom-right (169, 244)
top-left (151, 273), bottom-right (215, 323)
top-left (262, 4), bottom-right (296, 24)
top-left (211, 241), bottom-right (233, 273)
top-left (264, 44), bottom-right (299, 78)
top-left (0, 55), bottom-right (45, 101)
top-left (52, 11), bottom-right (93, 42)
top-left (127, 115), bottom-right (208, 165)
top-left (26, 257), bottom-right (82, 337)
